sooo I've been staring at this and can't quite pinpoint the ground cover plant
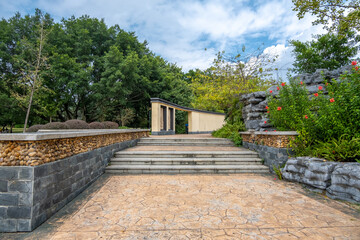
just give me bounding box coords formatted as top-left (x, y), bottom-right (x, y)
top-left (267, 62), bottom-right (360, 162)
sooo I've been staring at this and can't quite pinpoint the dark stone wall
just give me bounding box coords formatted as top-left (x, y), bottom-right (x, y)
top-left (242, 142), bottom-right (293, 173)
top-left (0, 139), bottom-right (138, 232)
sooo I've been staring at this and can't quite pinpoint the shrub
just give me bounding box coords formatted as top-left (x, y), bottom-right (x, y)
top-left (89, 122), bottom-right (105, 129)
top-left (26, 124), bottom-right (44, 132)
top-left (312, 134), bottom-right (360, 162)
top-left (42, 122), bottom-right (69, 130)
top-left (64, 119), bottom-right (89, 129)
top-left (268, 63), bottom-right (360, 161)
top-left (212, 122), bottom-right (245, 147)
top-left (102, 121), bottom-right (119, 129)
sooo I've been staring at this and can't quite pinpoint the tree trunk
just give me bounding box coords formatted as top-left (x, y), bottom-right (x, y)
top-left (23, 21), bottom-right (45, 133)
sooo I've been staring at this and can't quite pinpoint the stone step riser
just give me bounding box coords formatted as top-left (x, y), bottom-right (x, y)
top-left (106, 169), bottom-right (269, 174)
top-left (139, 138), bottom-right (233, 143)
top-left (115, 154), bottom-right (258, 158)
top-left (137, 143), bottom-right (234, 146)
top-left (110, 161), bottom-right (262, 165)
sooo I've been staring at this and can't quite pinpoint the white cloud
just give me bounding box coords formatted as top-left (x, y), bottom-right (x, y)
top-left (0, 0), bottom-right (328, 72)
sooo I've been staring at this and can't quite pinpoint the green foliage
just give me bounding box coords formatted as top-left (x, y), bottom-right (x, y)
top-left (0, 10), bottom-right (192, 128)
top-left (212, 100), bottom-right (245, 147)
top-left (268, 64), bottom-right (360, 161)
top-left (212, 122), bottom-right (245, 147)
top-left (290, 32), bottom-right (358, 73)
top-left (267, 79), bottom-right (312, 131)
top-left (191, 48), bottom-right (276, 112)
top-left (273, 165), bottom-right (283, 180)
top-left (292, 0), bottom-right (360, 35)
top-left (312, 135), bottom-right (360, 162)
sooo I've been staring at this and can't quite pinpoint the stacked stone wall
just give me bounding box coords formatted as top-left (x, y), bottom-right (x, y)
top-left (282, 158), bottom-right (360, 203)
top-left (240, 66), bottom-right (352, 131)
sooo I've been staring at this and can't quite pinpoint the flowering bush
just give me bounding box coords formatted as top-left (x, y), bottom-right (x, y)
top-left (267, 63), bottom-right (360, 161)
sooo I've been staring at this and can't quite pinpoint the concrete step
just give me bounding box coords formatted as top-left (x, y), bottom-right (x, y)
top-left (139, 138), bottom-right (233, 143)
top-left (105, 164), bottom-right (269, 174)
top-left (114, 151), bottom-right (258, 158)
top-left (137, 142), bottom-right (234, 146)
top-left (110, 157), bottom-right (263, 165)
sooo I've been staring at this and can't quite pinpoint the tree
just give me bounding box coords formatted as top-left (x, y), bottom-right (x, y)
top-left (190, 48), bottom-right (276, 112)
top-left (290, 31), bottom-right (358, 73)
top-left (292, 0), bottom-right (360, 35)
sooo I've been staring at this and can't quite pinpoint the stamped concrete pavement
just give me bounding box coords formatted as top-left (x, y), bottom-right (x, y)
top-left (2, 173), bottom-right (359, 240)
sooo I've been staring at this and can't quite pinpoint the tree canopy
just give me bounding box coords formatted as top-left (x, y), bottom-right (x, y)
top-left (0, 9), bottom-right (191, 128)
top-left (292, 0), bottom-right (360, 35)
top-left (290, 31), bottom-right (359, 73)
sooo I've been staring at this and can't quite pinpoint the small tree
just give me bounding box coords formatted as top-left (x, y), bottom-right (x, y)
top-left (11, 18), bottom-right (48, 132)
top-left (117, 108), bottom-right (135, 127)
top-left (191, 47), bottom-right (276, 112)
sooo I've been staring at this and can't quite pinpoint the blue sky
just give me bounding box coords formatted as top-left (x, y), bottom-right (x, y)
top-left (0, 0), bottom-right (326, 78)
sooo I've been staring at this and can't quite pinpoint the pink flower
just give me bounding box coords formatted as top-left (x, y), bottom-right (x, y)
top-left (264, 121), bottom-right (267, 124)
top-left (267, 111), bottom-right (269, 113)
top-left (352, 61), bottom-right (357, 66)
top-left (265, 130), bottom-right (268, 132)
top-left (277, 107), bottom-right (282, 111)
top-left (300, 81), bottom-right (303, 85)
top-left (274, 130), bottom-right (276, 132)
top-left (318, 86), bottom-right (323, 90)
top-left (277, 86), bottom-right (280, 90)
top-left (356, 66), bottom-right (359, 71)
top-left (330, 98), bottom-right (335, 103)
top-left (314, 93), bottom-right (319, 97)
top-left (281, 82), bottom-right (285, 86)
top-left (305, 115), bottom-right (308, 119)
top-left (270, 90), bottom-right (273, 93)
top-left (265, 106), bottom-right (269, 109)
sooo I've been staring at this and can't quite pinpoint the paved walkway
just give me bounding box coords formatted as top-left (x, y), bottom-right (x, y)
top-left (2, 174), bottom-right (359, 240)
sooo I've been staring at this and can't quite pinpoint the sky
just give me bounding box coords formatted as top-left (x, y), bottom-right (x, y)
top-left (0, 0), bottom-right (327, 79)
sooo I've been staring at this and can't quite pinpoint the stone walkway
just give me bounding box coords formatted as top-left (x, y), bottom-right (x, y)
top-left (2, 174), bottom-right (359, 240)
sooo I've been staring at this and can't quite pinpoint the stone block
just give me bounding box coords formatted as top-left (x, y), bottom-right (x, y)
top-left (19, 193), bottom-right (32, 206)
top-left (34, 165), bottom-right (48, 178)
top-left (0, 193), bottom-right (18, 206)
top-left (0, 219), bottom-right (17, 232)
top-left (8, 181), bottom-right (32, 193)
top-left (0, 207), bottom-right (6, 219)
top-left (7, 206), bottom-right (31, 219)
top-left (19, 168), bottom-right (33, 180)
top-left (0, 180), bottom-right (8, 192)
top-left (18, 219), bottom-right (31, 231)
top-left (0, 168), bottom-right (19, 180)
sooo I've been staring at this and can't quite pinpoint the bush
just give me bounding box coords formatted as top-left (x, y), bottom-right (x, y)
top-left (212, 122), bottom-right (245, 147)
top-left (64, 119), bottom-right (89, 129)
top-left (268, 63), bottom-right (360, 161)
top-left (212, 99), bottom-right (245, 147)
top-left (102, 121), bottom-right (119, 129)
top-left (42, 122), bottom-right (69, 130)
top-left (26, 124), bottom-right (44, 132)
top-left (89, 122), bottom-right (105, 129)
top-left (312, 134), bottom-right (360, 162)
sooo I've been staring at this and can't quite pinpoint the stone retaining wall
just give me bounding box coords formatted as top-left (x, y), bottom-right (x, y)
top-left (240, 66), bottom-right (352, 131)
top-left (282, 158), bottom-right (360, 203)
top-left (0, 130), bottom-right (149, 232)
top-left (240, 131), bottom-right (297, 172)
top-left (0, 130), bottom-right (149, 166)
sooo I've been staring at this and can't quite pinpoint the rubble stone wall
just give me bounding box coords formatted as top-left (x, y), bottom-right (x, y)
top-left (0, 130), bottom-right (149, 166)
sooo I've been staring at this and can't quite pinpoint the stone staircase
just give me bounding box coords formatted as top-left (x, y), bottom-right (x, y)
top-left (105, 136), bottom-right (269, 174)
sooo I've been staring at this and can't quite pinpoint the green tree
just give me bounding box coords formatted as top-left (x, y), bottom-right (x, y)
top-left (191, 49), bottom-right (276, 112)
top-left (292, 0), bottom-right (360, 35)
top-left (290, 32), bottom-right (358, 73)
